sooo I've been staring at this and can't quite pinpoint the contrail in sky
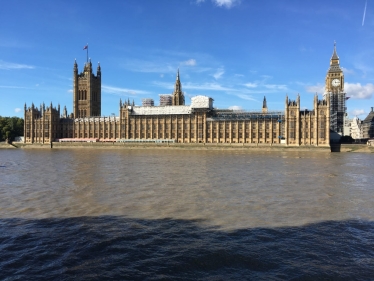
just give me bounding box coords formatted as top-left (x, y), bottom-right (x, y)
top-left (362, 0), bottom-right (367, 26)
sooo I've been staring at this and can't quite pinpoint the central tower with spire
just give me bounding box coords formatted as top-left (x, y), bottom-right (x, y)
top-left (172, 69), bottom-right (185, 106)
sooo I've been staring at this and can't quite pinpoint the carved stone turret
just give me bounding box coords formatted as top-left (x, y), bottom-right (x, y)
top-left (172, 69), bottom-right (185, 105)
top-left (262, 96), bottom-right (268, 113)
top-left (73, 59), bottom-right (101, 118)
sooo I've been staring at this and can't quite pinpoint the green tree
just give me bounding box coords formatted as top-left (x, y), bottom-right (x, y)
top-left (0, 116), bottom-right (24, 142)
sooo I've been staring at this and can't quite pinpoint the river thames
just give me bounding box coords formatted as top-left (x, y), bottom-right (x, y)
top-left (0, 148), bottom-right (373, 280)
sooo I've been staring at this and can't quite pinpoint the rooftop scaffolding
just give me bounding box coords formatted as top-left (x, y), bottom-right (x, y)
top-left (159, 94), bottom-right (172, 106)
top-left (207, 110), bottom-right (285, 121)
top-left (142, 98), bottom-right (154, 107)
top-left (325, 91), bottom-right (346, 134)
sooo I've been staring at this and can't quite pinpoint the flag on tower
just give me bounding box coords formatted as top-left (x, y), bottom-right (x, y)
top-left (83, 44), bottom-right (89, 62)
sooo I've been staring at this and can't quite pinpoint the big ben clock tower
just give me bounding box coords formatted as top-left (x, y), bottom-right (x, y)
top-left (324, 42), bottom-right (347, 136)
top-left (325, 42), bottom-right (344, 93)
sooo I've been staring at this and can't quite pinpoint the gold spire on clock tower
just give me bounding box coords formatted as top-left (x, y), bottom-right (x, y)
top-left (325, 41), bottom-right (344, 93)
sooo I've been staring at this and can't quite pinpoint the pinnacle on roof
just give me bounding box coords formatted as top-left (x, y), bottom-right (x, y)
top-left (174, 68), bottom-right (182, 93)
top-left (331, 41), bottom-right (339, 60)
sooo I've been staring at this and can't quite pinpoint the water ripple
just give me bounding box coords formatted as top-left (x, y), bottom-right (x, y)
top-left (0, 217), bottom-right (373, 280)
top-left (1, 149), bottom-right (374, 279)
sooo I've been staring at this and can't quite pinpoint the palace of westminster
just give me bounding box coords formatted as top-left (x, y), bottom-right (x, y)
top-left (24, 44), bottom-right (348, 146)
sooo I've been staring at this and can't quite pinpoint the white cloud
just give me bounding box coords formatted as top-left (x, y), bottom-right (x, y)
top-left (234, 93), bottom-right (257, 101)
top-left (260, 75), bottom-right (272, 79)
top-left (0, 85), bottom-right (28, 89)
top-left (121, 59), bottom-right (176, 74)
top-left (213, 0), bottom-right (241, 8)
top-left (153, 81), bottom-right (235, 92)
top-left (305, 82), bottom-right (374, 99)
top-left (121, 58), bottom-right (208, 74)
top-left (152, 81), bottom-right (175, 90)
top-left (0, 60), bottom-right (34, 70)
top-left (196, 0), bottom-right (240, 8)
top-left (184, 82), bottom-right (234, 91)
top-left (350, 109), bottom-right (366, 116)
top-left (345, 83), bottom-right (374, 99)
top-left (306, 84), bottom-right (325, 94)
top-left (341, 67), bottom-right (354, 75)
top-left (244, 78), bottom-right (288, 92)
top-left (213, 68), bottom-right (224, 80)
top-left (102, 85), bottom-right (150, 96)
top-left (67, 89), bottom-right (73, 93)
top-left (352, 50), bottom-right (374, 78)
top-left (265, 84), bottom-right (288, 91)
top-left (244, 83), bottom-right (258, 88)
top-left (300, 46), bottom-right (313, 53)
top-left (14, 108), bottom-right (21, 113)
top-left (228, 105), bottom-right (242, 111)
top-left (182, 59), bottom-right (196, 66)
top-left (119, 49), bottom-right (216, 75)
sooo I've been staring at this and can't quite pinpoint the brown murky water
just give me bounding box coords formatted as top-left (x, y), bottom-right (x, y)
top-left (1, 149), bottom-right (373, 229)
top-left (1, 148), bottom-right (374, 280)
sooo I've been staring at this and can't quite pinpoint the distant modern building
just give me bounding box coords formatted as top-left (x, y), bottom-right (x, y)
top-left (350, 116), bottom-right (363, 141)
top-left (343, 114), bottom-right (351, 137)
top-left (24, 46), bottom-right (339, 147)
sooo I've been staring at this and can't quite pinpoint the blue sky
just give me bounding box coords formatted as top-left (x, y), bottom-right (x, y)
top-left (1, 0), bottom-right (374, 119)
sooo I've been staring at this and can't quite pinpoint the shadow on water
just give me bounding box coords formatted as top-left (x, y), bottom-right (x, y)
top-left (0, 217), bottom-right (373, 281)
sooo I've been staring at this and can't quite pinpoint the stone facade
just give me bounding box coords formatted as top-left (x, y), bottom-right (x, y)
top-left (24, 103), bottom-right (60, 144)
top-left (73, 60), bottom-right (101, 118)
top-left (24, 52), bottom-right (333, 147)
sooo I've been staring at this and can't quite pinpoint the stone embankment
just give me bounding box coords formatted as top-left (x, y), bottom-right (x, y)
top-left (11, 142), bottom-right (329, 152)
top-left (340, 144), bottom-right (374, 153)
top-left (7, 142), bottom-right (373, 152)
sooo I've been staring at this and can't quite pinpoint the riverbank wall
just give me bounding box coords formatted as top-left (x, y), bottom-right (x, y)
top-left (9, 142), bottom-right (332, 152)
top-left (8, 142), bottom-right (374, 153)
top-left (8, 142), bottom-right (373, 152)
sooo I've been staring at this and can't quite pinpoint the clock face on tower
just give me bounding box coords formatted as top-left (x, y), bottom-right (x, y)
top-left (331, 78), bottom-right (341, 87)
